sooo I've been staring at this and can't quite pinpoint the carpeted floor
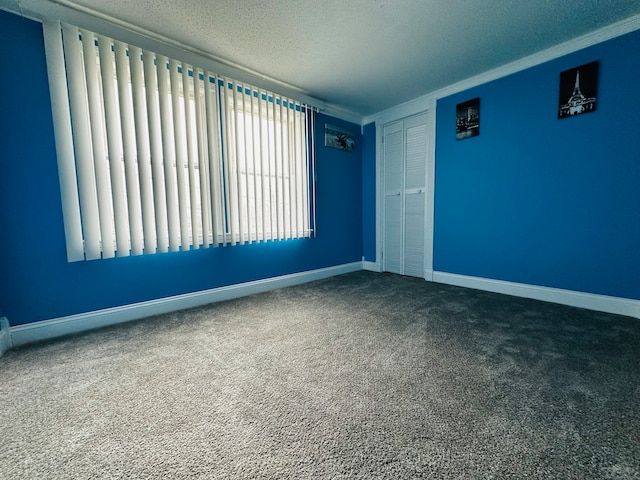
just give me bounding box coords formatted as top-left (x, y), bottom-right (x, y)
top-left (1, 271), bottom-right (639, 479)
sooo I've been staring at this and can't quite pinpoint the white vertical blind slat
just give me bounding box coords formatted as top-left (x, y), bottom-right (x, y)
top-left (268, 96), bottom-right (277, 239)
top-left (228, 84), bottom-right (238, 245)
top-left (170, 59), bottom-right (190, 250)
top-left (279, 97), bottom-right (291, 240)
top-left (232, 82), bottom-right (246, 244)
top-left (272, 97), bottom-right (281, 240)
top-left (98, 35), bottom-right (130, 257)
top-left (81, 29), bottom-right (115, 258)
top-left (288, 101), bottom-right (297, 239)
top-left (143, 49), bottom-right (169, 253)
top-left (250, 91), bottom-right (262, 242)
top-left (219, 78), bottom-right (237, 246)
top-left (129, 45), bottom-right (157, 254)
top-left (282, 99), bottom-right (291, 239)
top-left (303, 107), bottom-right (310, 235)
top-left (306, 106), bottom-right (313, 236)
top-left (269, 96), bottom-right (277, 240)
top-left (204, 72), bottom-right (223, 246)
top-left (42, 21), bottom-right (85, 262)
top-left (302, 107), bottom-right (309, 236)
top-left (302, 106), bottom-right (310, 236)
top-left (156, 54), bottom-right (180, 252)
top-left (240, 86), bottom-right (252, 243)
top-left (182, 65), bottom-right (201, 249)
top-left (310, 107), bottom-right (317, 237)
top-left (193, 68), bottom-right (212, 248)
top-left (257, 91), bottom-right (269, 241)
top-left (294, 104), bottom-right (302, 238)
top-left (114, 40), bottom-right (143, 256)
top-left (61, 24), bottom-right (102, 260)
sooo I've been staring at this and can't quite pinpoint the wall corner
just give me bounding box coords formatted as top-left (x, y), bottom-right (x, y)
top-left (0, 317), bottom-right (12, 358)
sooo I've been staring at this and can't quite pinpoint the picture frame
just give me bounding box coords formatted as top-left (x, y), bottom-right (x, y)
top-left (456, 97), bottom-right (480, 140)
top-left (324, 124), bottom-right (355, 151)
top-left (558, 61), bottom-right (599, 119)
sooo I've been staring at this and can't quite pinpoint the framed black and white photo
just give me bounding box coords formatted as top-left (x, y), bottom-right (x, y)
top-left (456, 97), bottom-right (480, 140)
top-left (324, 124), bottom-right (355, 151)
top-left (558, 61), bottom-right (599, 119)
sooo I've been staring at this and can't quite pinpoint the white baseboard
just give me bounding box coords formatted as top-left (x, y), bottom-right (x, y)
top-left (363, 260), bottom-right (381, 272)
top-left (9, 262), bottom-right (363, 349)
top-left (0, 317), bottom-right (10, 358)
top-left (7, 264), bottom-right (637, 352)
top-left (433, 271), bottom-right (640, 319)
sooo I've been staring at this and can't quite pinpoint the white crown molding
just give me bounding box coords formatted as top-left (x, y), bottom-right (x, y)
top-left (369, 96), bottom-right (431, 129)
top-left (5, 1), bottom-right (637, 126)
top-left (322, 103), bottom-right (364, 125)
top-left (7, 262), bottom-right (362, 350)
top-left (364, 13), bottom-right (640, 125)
top-left (433, 272), bottom-right (640, 319)
top-left (0, 0), bottom-right (326, 111)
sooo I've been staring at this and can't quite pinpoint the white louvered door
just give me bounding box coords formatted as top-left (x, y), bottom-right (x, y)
top-left (383, 121), bottom-right (403, 274)
top-left (383, 113), bottom-right (428, 278)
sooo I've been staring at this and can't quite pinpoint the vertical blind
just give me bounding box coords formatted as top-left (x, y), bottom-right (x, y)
top-left (43, 21), bottom-right (316, 262)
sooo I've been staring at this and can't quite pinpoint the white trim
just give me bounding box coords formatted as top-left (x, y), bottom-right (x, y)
top-left (317, 13), bottom-right (640, 124)
top-left (423, 98), bottom-right (436, 278)
top-left (364, 13), bottom-right (640, 126)
top-left (322, 103), bottom-right (364, 125)
top-left (368, 97), bottom-right (431, 130)
top-left (433, 271), bottom-right (640, 319)
top-left (424, 269), bottom-right (434, 282)
top-left (374, 123), bottom-right (383, 270)
top-left (5, 267), bottom-right (638, 353)
top-left (0, 0), bottom-right (326, 114)
top-left (363, 260), bottom-right (381, 273)
top-left (0, 317), bottom-right (10, 358)
top-left (9, 262), bottom-right (362, 349)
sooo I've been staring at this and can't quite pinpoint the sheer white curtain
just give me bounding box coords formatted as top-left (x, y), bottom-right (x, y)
top-left (43, 21), bottom-right (314, 261)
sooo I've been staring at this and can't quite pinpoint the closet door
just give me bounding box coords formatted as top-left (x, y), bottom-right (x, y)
top-left (382, 113), bottom-right (428, 278)
top-left (403, 115), bottom-right (427, 278)
top-left (383, 121), bottom-right (403, 274)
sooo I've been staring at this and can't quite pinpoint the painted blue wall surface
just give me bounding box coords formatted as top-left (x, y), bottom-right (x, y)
top-left (434, 29), bottom-right (640, 300)
top-left (361, 122), bottom-right (377, 262)
top-left (0, 10), bottom-right (363, 326)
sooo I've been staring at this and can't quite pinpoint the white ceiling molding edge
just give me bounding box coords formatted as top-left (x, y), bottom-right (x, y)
top-left (364, 13), bottom-right (640, 127)
top-left (3, 0), bottom-right (638, 127)
top-left (0, 0), bottom-right (328, 113)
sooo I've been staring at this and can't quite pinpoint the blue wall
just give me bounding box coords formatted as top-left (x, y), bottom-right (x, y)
top-left (434, 29), bottom-right (640, 300)
top-left (0, 10), bottom-right (363, 326)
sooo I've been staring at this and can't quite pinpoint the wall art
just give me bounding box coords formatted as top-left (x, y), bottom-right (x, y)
top-left (558, 61), bottom-right (599, 119)
top-left (324, 124), bottom-right (355, 151)
top-left (456, 97), bottom-right (480, 140)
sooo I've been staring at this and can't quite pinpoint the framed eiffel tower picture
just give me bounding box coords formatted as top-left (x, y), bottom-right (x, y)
top-left (558, 61), bottom-right (599, 119)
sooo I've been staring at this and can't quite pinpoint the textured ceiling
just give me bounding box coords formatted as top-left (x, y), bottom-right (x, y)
top-left (12, 0), bottom-right (640, 119)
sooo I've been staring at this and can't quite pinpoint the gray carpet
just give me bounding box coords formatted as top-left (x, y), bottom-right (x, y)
top-left (1, 271), bottom-right (639, 479)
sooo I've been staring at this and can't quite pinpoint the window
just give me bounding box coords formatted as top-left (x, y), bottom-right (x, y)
top-left (43, 22), bottom-right (315, 261)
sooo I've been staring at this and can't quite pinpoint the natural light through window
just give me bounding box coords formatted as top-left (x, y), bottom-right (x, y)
top-left (43, 22), bottom-right (315, 262)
